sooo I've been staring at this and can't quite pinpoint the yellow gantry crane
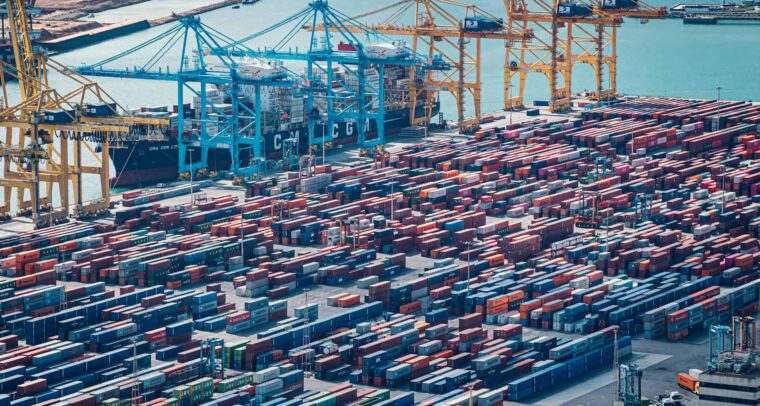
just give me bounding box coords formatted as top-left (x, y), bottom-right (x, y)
top-left (587, 0), bottom-right (667, 101)
top-left (308, 0), bottom-right (531, 132)
top-left (506, 0), bottom-right (609, 112)
top-left (0, 0), bottom-right (168, 228)
top-left (311, 0), bottom-right (664, 125)
top-left (506, 0), bottom-right (666, 112)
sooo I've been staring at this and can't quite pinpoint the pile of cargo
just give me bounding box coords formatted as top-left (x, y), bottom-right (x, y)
top-left (262, 384), bottom-right (413, 406)
top-left (1, 282), bottom-right (108, 337)
top-left (245, 302), bottom-right (383, 371)
top-left (120, 181), bottom-right (211, 207)
top-left (0, 354), bottom-right (307, 406)
top-left (278, 310), bottom-right (631, 403)
top-left (0, 285), bottom-right (316, 405)
top-left (0, 94), bottom-right (759, 405)
top-left (192, 297), bottom-right (289, 334)
top-left (644, 279), bottom-right (759, 340)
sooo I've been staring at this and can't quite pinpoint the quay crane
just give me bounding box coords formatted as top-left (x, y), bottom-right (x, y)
top-left (507, 0), bottom-right (666, 112)
top-left (75, 16), bottom-right (301, 179)
top-left (0, 0), bottom-right (167, 228)
top-left (306, 0), bottom-right (531, 133)
top-left (586, 0), bottom-right (667, 102)
top-left (223, 0), bottom-right (450, 156)
top-left (79, 1), bottom-right (447, 174)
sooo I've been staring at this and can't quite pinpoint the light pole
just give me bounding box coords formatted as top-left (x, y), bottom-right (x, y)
top-left (721, 169), bottom-right (726, 215)
top-left (605, 218), bottom-right (610, 259)
top-left (321, 122), bottom-right (326, 166)
top-left (240, 203), bottom-right (245, 263)
top-left (130, 337), bottom-right (140, 406)
top-left (467, 245), bottom-right (471, 290)
top-left (508, 84), bottom-right (514, 126)
top-left (389, 182), bottom-right (394, 222)
top-left (424, 119), bottom-right (428, 143)
top-left (464, 241), bottom-right (474, 296)
top-left (189, 147), bottom-right (194, 206)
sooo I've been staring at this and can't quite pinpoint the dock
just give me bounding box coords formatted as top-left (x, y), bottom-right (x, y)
top-left (39, 0), bottom-right (246, 53)
top-left (150, 0), bottom-right (251, 27)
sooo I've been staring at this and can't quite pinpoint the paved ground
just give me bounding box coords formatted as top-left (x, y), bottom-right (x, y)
top-left (3, 118), bottom-right (712, 405)
top-left (0, 216), bottom-right (37, 239)
top-left (559, 334), bottom-right (706, 406)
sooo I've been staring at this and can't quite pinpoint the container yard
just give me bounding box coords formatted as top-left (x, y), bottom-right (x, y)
top-left (0, 1), bottom-right (759, 406)
top-left (0, 94), bottom-right (757, 406)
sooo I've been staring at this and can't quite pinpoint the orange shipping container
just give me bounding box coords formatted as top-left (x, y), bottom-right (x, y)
top-left (335, 294), bottom-right (361, 308)
top-left (486, 296), bottom-right (509, 309)
top-left (416, 222), bottom-right (437, 234)
top-left (16, 250), bottom-right (40, 263)
top-left (15, 275), bottom-right (36, 289)
top-left (486, 254), bottom-right (505, 267)
top-left (677, 373), bottom-right (699, 393)
top-left (430, 349), bottom-right (453, 360)
top-left (508, 291), bottom-right (525, 302)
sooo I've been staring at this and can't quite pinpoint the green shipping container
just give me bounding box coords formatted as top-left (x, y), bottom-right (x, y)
top-left (172, 385), bottom-right (190, 399)
top-left (101, 399), bottom-right (119, 406)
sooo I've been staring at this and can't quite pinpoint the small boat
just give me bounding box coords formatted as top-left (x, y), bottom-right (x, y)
top-left (683, 15), bottom-right (718, 24)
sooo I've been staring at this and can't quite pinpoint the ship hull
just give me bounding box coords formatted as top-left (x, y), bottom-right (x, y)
top-left (110, 103), bottom-right (438, 188)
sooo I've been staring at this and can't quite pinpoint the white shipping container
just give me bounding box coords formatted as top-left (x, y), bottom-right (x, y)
top-left (477, 224), bottom-right (496, 235)
top-left (255, 378), bottom-right (283, 395)
top-left (693, 225), bottom-right (712, 236)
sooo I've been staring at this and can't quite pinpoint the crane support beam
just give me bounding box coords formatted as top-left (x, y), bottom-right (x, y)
top-left (308, 24), bottom-right (528, 41)
top-left (507, 0), bottom-right (666, 111)
top-left (0, 0), bottom-right (169, 227)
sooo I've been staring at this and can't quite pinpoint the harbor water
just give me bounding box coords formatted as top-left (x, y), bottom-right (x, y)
top-left (50, 0), bottom-right (760, 113)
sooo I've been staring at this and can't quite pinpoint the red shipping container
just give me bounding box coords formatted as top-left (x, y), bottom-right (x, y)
top-left (17, 378), bottom-right (47, 396)
top-left (227, 311), bottom-right (251, 325)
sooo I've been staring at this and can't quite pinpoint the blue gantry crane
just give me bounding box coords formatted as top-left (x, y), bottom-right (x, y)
top-left (617, 363), bottom-right (643, 406)
top-left (633, 193), bottom-right (653, 225)
top-left (221, 0), bottom-right (449, 156)
top-left (593, 156), bottom-right (612, 182)
top-left (75, 16), bottom-right (302, 178)
top-left (199, 338), bottom-right (225, 379)
top-left (708, 317), bottom-right (757, 374)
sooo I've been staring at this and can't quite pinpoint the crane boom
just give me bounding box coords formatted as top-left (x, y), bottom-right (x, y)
top-left (307, 0), bottom-right (531, 132)
top-left (6, 0), bottom-right (39, 102)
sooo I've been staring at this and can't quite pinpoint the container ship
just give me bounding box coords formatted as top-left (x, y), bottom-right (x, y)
top-left (110, 62), bottom-right (438, 187)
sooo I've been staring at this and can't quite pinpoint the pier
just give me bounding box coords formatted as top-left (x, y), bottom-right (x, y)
top-left (40, 0), bottom-right (248, 53)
